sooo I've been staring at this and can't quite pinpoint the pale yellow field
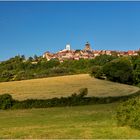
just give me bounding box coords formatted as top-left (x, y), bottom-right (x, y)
top-left (0, 74), bottom-right (139, 100)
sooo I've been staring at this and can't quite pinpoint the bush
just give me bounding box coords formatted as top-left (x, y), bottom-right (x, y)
top-left (90, 66), bottom-right (106, 79)
top-left (116, 96), bottom-right (140, 130)
top-left (78, 88), bottom-right (88, 97)
top-left (49, 67), bottom-right (70, 75)
top-left (93, 54), bottom-right (117, 66)
top-left (102, 58), bottom-right (134, 84)
top-left (0, 94), bottom-right (14, 109)
top-left (12, 88), bottom-right (88, 109)
top-left (1, 89), bottom-right (140, 110)
top-left (90, 66), bottom-right (101, 76)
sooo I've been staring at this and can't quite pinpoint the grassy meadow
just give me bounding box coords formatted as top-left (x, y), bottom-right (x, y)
top-left (0, 103), bottom-right (140, 139)
top-left (0, 74), bottom-right (140, 138)
top-left (0, 74), bottom-right (139, 100)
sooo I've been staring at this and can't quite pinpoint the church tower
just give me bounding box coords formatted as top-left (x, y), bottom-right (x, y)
top-left (84, 42), bottom-right (92, 51)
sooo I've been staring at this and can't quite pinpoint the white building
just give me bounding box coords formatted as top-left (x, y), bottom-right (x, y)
top-left (59, 44), bottom-right (71, 52)
top-left (65, 44), bottom-right (71, 51)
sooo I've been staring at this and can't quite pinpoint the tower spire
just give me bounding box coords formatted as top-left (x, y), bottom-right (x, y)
top-left (84, 42), bottom-right (92, 51)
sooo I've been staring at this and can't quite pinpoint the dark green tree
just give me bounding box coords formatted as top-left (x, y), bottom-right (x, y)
top-left (102, 58), bottom-right (134, 84)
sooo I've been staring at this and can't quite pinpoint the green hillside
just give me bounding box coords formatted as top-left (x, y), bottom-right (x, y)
top-left (0, 103), bottom-right (140, 139)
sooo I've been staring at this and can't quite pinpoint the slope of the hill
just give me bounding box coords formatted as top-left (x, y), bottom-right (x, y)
top-left (0, 103), bottom-right (140, 139)
top-left (0, 74), bottom-right (139, 100)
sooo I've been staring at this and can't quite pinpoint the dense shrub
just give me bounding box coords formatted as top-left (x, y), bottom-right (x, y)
top-left (0, 54), bottom-right (140, 86)
top-left (90, 56), bottom-right (140, 86)
top-left (0, 56), bottom-right (94, 82)
top-left (1, 89), bottom-right (140, 110)
top-left (12, 88), bottom-right (89, 109)
top-left (90, 66), bottom-right (105, 79)
top-left (132, 57), bottom-right (140, 85)
top-left (90, 66), bottom-right (101, 76)
top-left (93, 54), bottom-right (117, 66)
top-left (116, 96), bottom-right (140, 130)
top-left (102, 58), bottom-right (134, 84)
top-left (0, 94), bottom-right (14, 109)
top-left (49, 67), bottom-right (71, 75)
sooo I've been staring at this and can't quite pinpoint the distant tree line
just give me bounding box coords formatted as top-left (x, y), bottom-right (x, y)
top-left (0, 53), bottom-right (140, 86)
top-left (0, 54), bottom-right (114, 82)
top-left (0, 55), bottom-right (92, 82)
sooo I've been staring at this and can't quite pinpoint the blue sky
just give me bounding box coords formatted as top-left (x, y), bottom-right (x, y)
top-left (0, 1), bottom-right (140, 61)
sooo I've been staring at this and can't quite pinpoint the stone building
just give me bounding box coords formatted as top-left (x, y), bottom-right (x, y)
top-left (84, 42), bottom-right (92, 51)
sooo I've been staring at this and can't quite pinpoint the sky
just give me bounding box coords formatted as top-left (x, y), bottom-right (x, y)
top-left (0, 1), bottom-right (140, 61)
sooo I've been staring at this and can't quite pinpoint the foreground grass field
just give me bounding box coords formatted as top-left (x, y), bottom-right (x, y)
top-left (0, 103), bottom-right (140, 139)
top-left (0, 74), bottom-right (140, 138)
top-left (0, 74), bottom-right (139, 100)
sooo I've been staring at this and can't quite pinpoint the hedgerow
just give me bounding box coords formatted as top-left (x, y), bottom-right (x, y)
top-left (0, 88), bottom-right (140, 110)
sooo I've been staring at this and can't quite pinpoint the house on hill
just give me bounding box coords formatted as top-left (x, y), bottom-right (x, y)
top-left (42, 42), bottom-right (139, 62)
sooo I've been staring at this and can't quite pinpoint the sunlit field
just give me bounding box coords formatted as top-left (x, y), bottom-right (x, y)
top-left (0, 74), bottom-right (139, 100)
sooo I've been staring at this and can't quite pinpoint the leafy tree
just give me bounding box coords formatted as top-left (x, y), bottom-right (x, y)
top-left (116, 96), bottom-right (140, 130)
top-left (45, 59), bottom-right (60, 69)
top-left (28, 56), bottom-right (33, 62)
top-left (132, 57), bottom-right (140, 85)
top-left (0, 94), bottom-right (14, 109)
top-left (102, 58), bottom-right (133, 84)
top-left (0, 70), bottom-right (14, 82)
top-left (90, 65), bottom-right (101, 76)
top-left (94, 54), bottom-right (117, 66)
top-left (34, 54), bottom-right (38, 61)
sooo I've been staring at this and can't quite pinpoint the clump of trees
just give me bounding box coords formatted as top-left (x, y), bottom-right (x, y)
top-left (0, 54), bottom-right (140, 86)
top-left (91, 55), bottom-right (140, 86)
top-left (0, 94), bottom-right (15, 109)
top-left (0, 55), bottom-right (92, 82)
top-left (0, 55), bottom-right (110, 82)
top-left (102, 58), bottom-right (133, 84)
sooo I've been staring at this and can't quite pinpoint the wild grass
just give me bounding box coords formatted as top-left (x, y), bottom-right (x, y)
top-left (0, 74), bottom-right (139, 100)
top-left (0, 103), bottom-right (140, 139)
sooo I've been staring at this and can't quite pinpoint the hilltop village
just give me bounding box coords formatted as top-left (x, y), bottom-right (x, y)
top-left (43, 42), bottom-right (139, 62)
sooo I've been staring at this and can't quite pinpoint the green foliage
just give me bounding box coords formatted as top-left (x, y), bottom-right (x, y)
top-left (0, 56), bottom-right (94, 82)
top-left (1, 89), bottom-right (140, 110)
top-left (78, 88), bottom-right (88, 97)
top-left (102, 58), bottom-right (134, 84)
top-left (116, 96), bottom-right (140, 130)
top-left (90, 66), bottom-right (101, 76)
top-left (0, 54), bottom-right (139, 86)
top-left (28, 56), bottom-right (33, 62)
top-left (60, 59), bottom-right (90, 72)
top-left (0, 94), bottom-right (14, 109)
top-left (0, 70), bottom-right (14, 82)
top-left (90, 66), bottom-right (105, 79)
top-left (90, 55), bottom-right (140, 86)
top-left (93, 54), bottom-right (117, 66)
top-left (132, 57), bottom-right (140, 85)
top-left (12, 88), bottom-right (89, 109)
